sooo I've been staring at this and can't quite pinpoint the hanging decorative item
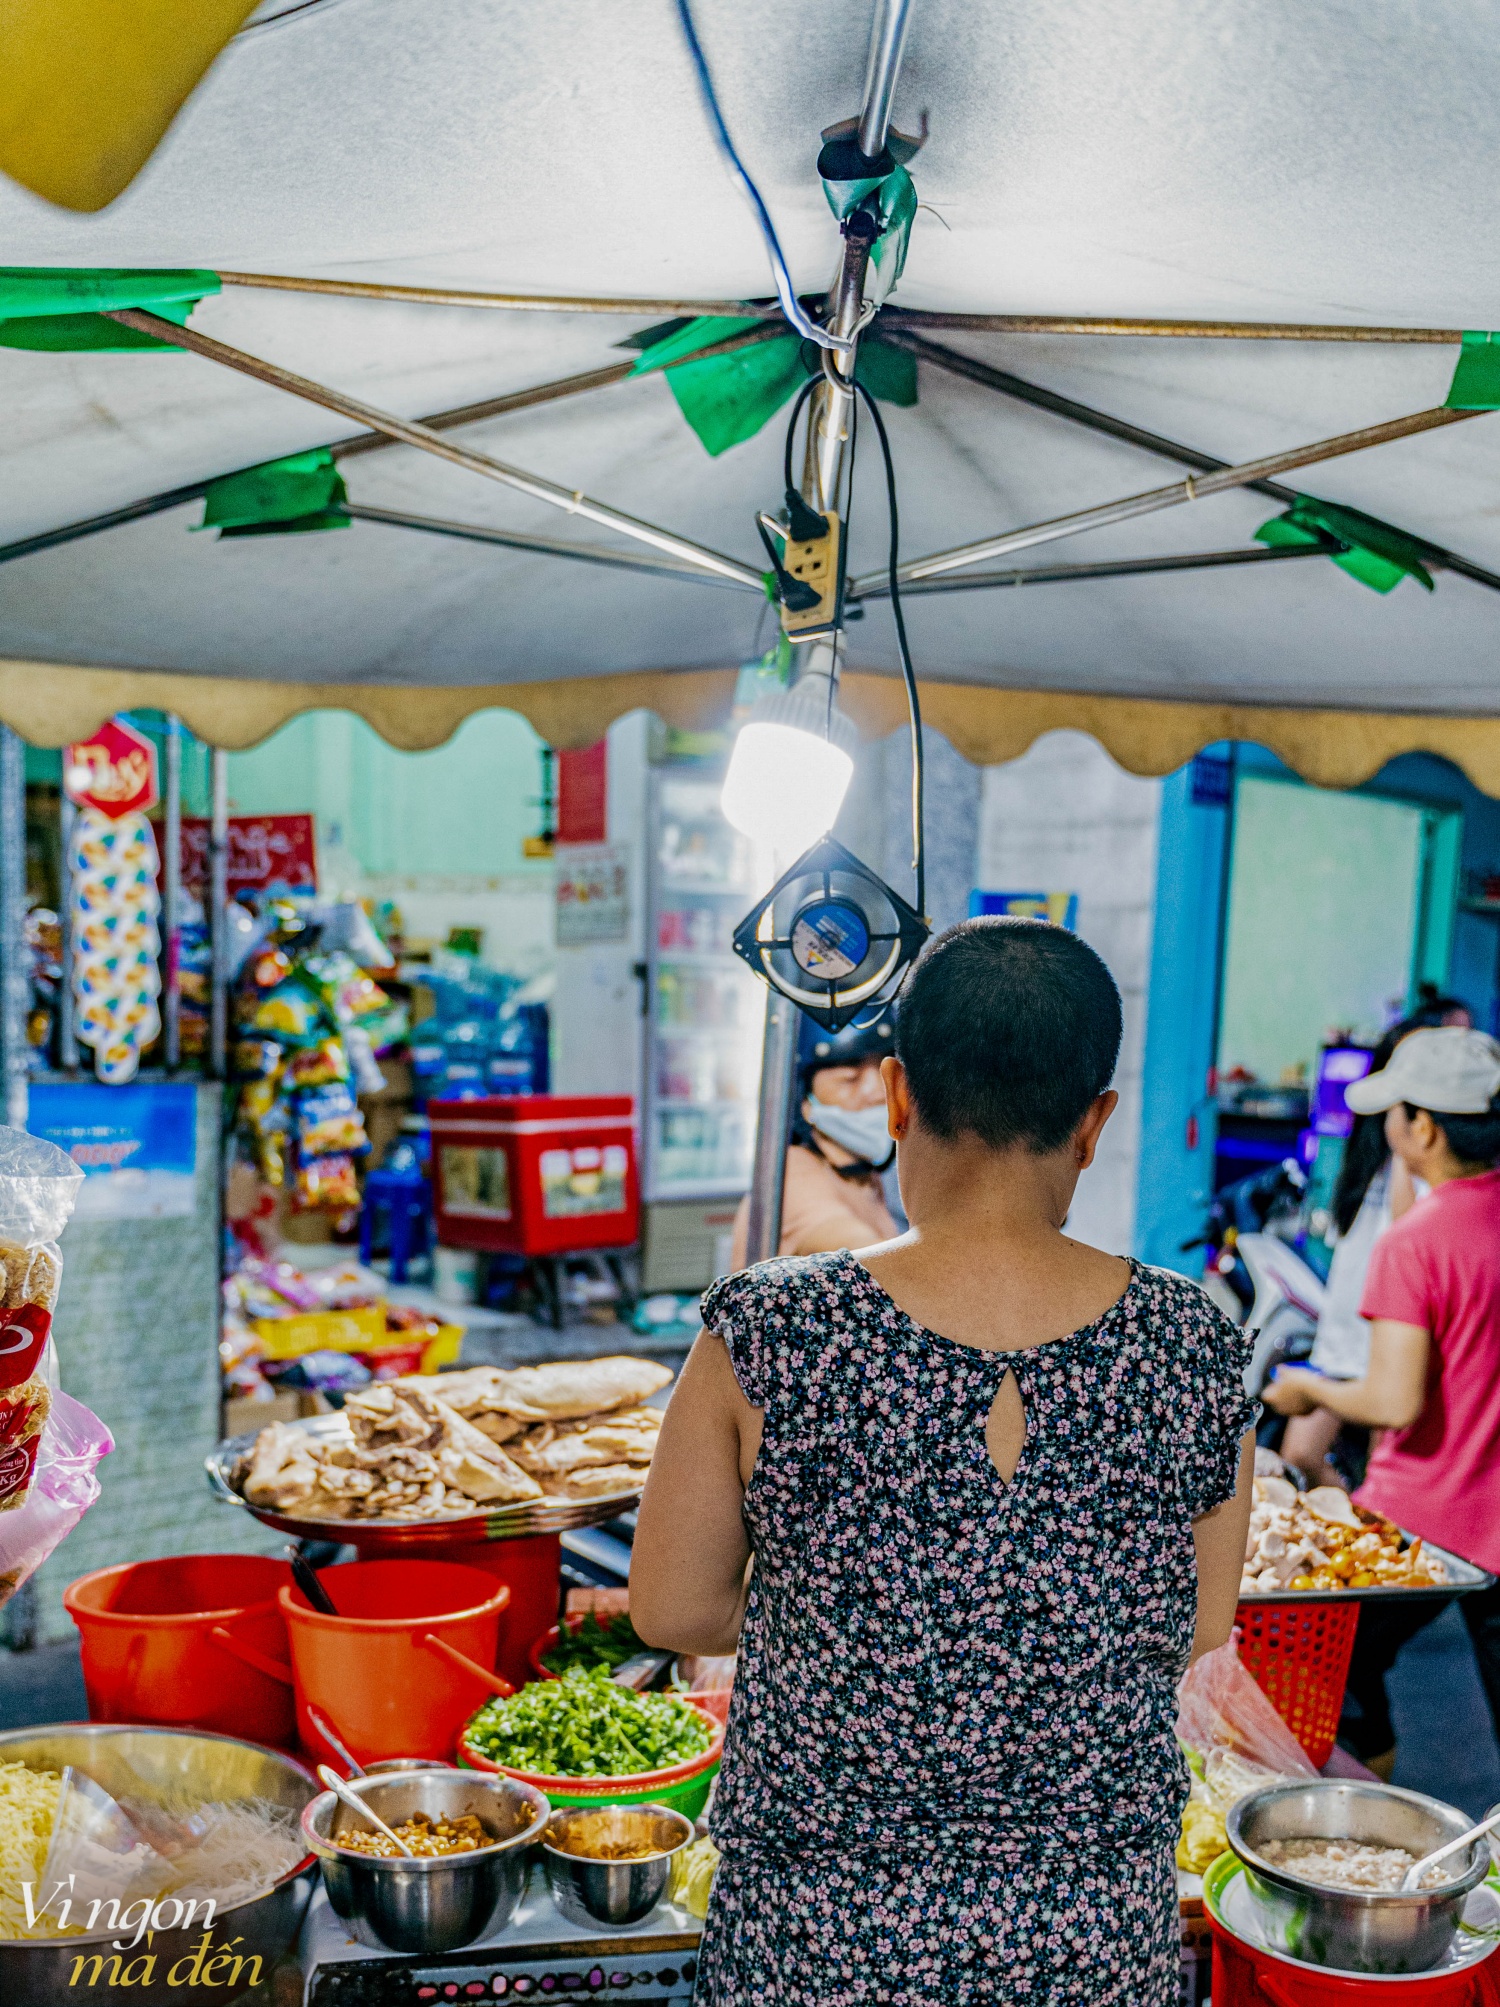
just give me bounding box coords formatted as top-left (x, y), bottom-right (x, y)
top-left (63, 719), bottom-right (163, 1086)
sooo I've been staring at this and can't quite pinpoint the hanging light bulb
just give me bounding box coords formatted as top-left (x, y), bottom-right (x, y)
top-left (720, 676), bottom-right (858, 856)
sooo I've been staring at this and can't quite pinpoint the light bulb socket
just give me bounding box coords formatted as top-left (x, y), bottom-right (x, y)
top-left (739, 677), bottom-right (859, 759)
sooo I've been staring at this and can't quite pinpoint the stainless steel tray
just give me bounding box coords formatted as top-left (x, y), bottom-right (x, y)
top-left (1237, 1540), bottom-right (1494, 1605)
top-left (206, 1413), bottom-right (645, 1548)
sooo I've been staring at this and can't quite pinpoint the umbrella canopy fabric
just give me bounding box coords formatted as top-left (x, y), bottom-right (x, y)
top-left (3, 0), bottom-right (1500, 759)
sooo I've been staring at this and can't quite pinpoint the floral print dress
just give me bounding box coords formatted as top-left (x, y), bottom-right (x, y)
top-left (693, 1250), bottom-right (1254, 2006)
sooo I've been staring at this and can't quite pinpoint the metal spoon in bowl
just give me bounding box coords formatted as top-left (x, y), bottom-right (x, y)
top-left (317, 1764), bottom-right (415, 1859)
top-left (1401, 1802), bottom-right (1500, 1891)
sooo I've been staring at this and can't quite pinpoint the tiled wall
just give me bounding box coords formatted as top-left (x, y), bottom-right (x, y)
top-left (27, 1085), bottom-right (274, 1645)
top-left (977, 730), bottom-right (1163, 1256)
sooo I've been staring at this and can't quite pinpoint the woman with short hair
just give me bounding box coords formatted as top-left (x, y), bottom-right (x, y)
top-left (632, 918), bottom-right (1257, 2006)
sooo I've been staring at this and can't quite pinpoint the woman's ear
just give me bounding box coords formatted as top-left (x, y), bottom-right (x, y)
top-left (880, 1054), bottom-right (911, 1140)
top-left (1073, 1089), bottom-right (1119, 1170)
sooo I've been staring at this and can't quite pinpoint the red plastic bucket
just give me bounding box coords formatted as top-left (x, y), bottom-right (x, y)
top-left (1208, 1908), bottom-right (1497, 2005)
top-left (435, 1533), bottom-right (562, 1689)
top-left (279, 1559), bottom-right (512, 1765)
top-left (63, 1555), bottom-right (297, 1748)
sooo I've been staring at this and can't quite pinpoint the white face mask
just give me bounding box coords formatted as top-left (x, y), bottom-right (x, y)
top-left (805, 1095), bottom-right (896, 1170)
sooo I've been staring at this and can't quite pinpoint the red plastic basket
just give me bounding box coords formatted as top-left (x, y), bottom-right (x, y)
top-left (1209, 1909), bottom-right (1500, 2005)
top-left (1234, 1598), bottom-right (1360, 1767)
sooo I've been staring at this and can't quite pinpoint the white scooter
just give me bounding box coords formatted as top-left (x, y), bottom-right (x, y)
top-left (1232, 1230), bottom-right (1326, 1398)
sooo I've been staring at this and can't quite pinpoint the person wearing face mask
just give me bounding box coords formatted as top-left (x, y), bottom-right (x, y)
top-left (729, 1019), bottom-right (899, 1267)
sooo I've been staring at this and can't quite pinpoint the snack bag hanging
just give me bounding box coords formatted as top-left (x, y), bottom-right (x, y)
top-left (64, 721), bottom-right (163, 1085)
top-left (0, 1128), bottom-right (84, 1513)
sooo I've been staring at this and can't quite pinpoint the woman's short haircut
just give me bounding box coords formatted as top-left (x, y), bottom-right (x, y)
top-left (894, 918), bottom-right (1123, 1153)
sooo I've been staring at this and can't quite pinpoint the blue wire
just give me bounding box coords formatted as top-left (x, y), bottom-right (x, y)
top-left (673, 0), bottom-right (847, 353)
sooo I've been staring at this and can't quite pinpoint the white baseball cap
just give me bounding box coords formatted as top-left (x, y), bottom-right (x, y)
top-left (1345, 1026), bottom-right (1500, 1116)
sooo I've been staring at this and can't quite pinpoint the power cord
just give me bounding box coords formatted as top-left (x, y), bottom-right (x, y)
top-left (852, 380), bottom-right (925, 921)
top-left (673, 0), bottom-right (854, 355)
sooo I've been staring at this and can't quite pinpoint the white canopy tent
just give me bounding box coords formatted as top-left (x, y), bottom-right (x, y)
top-left (3, 0), bottom-right (1500, 781)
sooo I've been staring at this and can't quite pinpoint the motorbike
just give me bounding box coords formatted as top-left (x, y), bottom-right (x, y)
top-left (1183, 1158), bottom-right (1327, 1402)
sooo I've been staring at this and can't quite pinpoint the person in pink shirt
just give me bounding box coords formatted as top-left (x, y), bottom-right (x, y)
top-left (1265, 1025), bottom-right (1500, 1773)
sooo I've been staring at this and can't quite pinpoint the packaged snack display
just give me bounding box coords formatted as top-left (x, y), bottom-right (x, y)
top-left (230, 906), bottom-right (386, 1212)
top-left (66, 805), bottom-right (162, 1084)
top-left (0, 1129), bottom-right (83, 1516)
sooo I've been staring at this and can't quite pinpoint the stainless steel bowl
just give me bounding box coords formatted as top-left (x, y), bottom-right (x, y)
top-left (1227, 1780), bottom-right (1490, 1973)
top-left (302, 1767), bottom-right (549, 1954)
top-left (542, 1803), bottom-right (693, 1928)
top-left (0, 1723), bottom-right (317, 2006)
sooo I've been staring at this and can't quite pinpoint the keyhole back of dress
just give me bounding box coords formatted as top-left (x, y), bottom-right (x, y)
top-left (985, 1368), bottom-right (1027, 1485)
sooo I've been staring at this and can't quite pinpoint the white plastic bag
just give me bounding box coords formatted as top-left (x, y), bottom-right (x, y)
top-left (0, 1127), bottom-right (83, 1515)
top-left (0, 1127), bottom-right (110, 1604)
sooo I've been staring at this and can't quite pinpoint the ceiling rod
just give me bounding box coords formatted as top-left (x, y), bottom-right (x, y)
top-left (215, 271), bottom-right (788, 319)
top-left (858, 0), bottom-right (916, 158)
top-left (885, 330), bottom-right (1500, 596)
top-left (881, 310), bottom-right (1464, 343)
top-left (0, 327), bottom-right (777, 570)
top-left (343, 503), bottom-right (760, 588)
top-left (850, 543), bottom-right (1325, 601)
top-left (104, 308), bottom-right (766, 589)
top-left (865, 403), bottom-right (1485, 589)
top-left (212, 274), bottom-right (1466, 344)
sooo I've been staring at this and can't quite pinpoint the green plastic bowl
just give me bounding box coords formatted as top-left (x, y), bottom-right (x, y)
top-left (458, 1698), bottom-right (723, 1820)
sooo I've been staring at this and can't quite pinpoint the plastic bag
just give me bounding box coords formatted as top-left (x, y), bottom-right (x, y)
top-left (0, 1390), bottom-right (113, 1609)
top-left (1176, 1639), bottom-right (1319, 1782)
top-left (0, 1127), bottom-right (83, 1516)
top-left (1174, 1640), bottom-right (1317, 1873)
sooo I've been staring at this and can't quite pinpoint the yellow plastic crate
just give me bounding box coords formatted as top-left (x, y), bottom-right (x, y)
top-left (251, 1304), bottom-right (387, 1360)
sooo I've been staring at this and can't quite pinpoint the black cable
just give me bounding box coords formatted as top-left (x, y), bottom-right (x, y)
top-left (783, 378), bottom-right (818, 500)
top-left (852, 380), bottom-right (925, 920)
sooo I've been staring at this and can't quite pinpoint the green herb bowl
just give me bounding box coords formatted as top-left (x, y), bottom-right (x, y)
top-left (528, 1613), bottom-right (636, 1682)
top-left (457, 1698), bottom-right (724, 1820)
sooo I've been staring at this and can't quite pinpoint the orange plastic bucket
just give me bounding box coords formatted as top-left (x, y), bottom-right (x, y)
top-left (279, 1559), bottom-right (512, 1765)
top-left (63, 1555), bottom-right (297, 1747)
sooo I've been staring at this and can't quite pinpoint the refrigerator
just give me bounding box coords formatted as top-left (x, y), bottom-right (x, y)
top-left (642, 764), bottom-right (766, 1202)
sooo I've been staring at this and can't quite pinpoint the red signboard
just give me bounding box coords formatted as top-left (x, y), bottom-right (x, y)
top-left (64, 719), bottom-right (159, 819)
top-left (557, 742), bottom-right (608, 844)
top-left (181, 813), bottom-right (318, 895)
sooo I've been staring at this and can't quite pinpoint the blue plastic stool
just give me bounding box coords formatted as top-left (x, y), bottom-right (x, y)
top-left (359, 1163), bottom-right (432, 1283)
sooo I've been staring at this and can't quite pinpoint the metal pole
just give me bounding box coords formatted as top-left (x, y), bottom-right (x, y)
top-left (342, 505), bottom-right (761, 588)
top-left (56, 790), bottom-right (78, 1071)
top-left (0, 728), bottom-right (29, 1129)
top-left (881, 310), bottom-right (1464, 343)
top-left (208, 749), bottom-right (229, 1081)
top-left (860, 402), bottom-right (1484, 591)
top-left (857, 0), bottom-right (916, 159)
top-left (743, 184), bottom-right (881, 1263)
top-left (105, 309), bottom-right (766, 590)
top-left (215, 272), bottom-right (785, 318)
top-left (163, 717), bottom-right (182, 1072)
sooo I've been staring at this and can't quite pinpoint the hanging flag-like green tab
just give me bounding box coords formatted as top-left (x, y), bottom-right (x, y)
top-left (666, 334), bottom-right (807, 457)
top-left (0, 266), bottom-right (219, 351)
top-left (629, 317), bottom-right (919, 456)
top-left (855, 335), bottom-right (917, 408)
top-left (1255, 496), bottom-right (1435, 593)
top-left (627, 315), bottom-right (763, 377)
top-left (1445, 331), bottom-right (1500, 409)
top-left (197, 450), bottom-right (350, 536)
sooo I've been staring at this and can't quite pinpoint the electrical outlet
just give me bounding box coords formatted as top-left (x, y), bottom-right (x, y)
top-left (780, 510), bottom-right (843, 638)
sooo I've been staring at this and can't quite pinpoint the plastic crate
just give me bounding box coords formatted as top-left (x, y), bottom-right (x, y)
top-left (1234, 1598), bottom-right (1361, 1767)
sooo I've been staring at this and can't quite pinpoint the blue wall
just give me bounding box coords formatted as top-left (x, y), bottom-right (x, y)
top-left (1134, 744), bottom-right (1500, 1273)
top-left (1135, 753), bottom-right (1231, 1273)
